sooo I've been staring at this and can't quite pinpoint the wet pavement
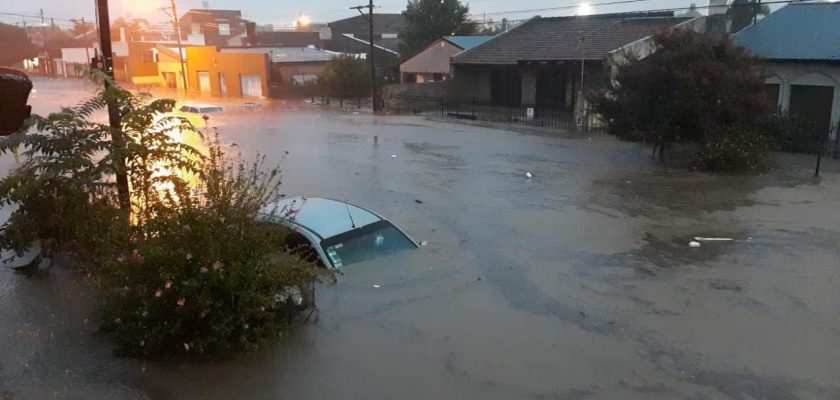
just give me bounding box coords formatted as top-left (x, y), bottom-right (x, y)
top-left (1, 78), bottom-right (839, 399)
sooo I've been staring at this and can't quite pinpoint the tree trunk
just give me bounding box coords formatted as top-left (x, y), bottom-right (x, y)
top-left (651, 143), bottom-right (658, 159)
top-left (658, 143), bottom-right (665, 162)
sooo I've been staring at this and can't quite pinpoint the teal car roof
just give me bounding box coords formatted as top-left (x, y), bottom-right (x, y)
top-left (263, 197), bottom-right (383, 240)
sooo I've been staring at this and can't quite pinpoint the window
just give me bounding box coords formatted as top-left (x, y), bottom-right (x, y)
top-left (191, 23), bottom-right (201, 35)
top-left (381, 33), bottom-right (398, 39)
top-left (218, 23), bottom-right (231, 36)
top-left (141, 49), bottom-right (155, 63)
top-left (292, 74), bottom-right (318, 86)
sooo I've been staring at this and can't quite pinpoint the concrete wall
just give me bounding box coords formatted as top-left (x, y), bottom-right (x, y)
top-left (762, 62), bottom-right (840, 128)
top-left (400, 39), bottom-right (463, 82)
top-left (185, 46), bottom-right (270, 98)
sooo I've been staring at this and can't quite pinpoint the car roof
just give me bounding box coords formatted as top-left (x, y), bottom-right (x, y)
top-left (262, 197), bottom-right (383, 240)
top-left (181, 103), bottom-right (223, 109)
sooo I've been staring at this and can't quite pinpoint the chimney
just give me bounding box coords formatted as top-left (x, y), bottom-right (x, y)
top-left (245, 22), bottom-right (257, 46)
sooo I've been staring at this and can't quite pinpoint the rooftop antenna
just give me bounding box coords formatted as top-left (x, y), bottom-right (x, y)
top-left (344, 201), bottom-right (357, 229)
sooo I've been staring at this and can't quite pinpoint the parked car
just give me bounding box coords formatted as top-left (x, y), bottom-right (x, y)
top-left (259, 197), bottom-right (418, 269)
top-left (178, 104), bottom-right (224, 114)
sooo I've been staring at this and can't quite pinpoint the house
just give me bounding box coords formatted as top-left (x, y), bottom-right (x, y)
top-left (451, 12), bottom-right (693, 120)
top-left (219, 46), bottom-right (335, 87)
top-left (179, 9), bottom-right (247, 46)
top-left (400, 36), bottom-right (494, 84)
top-left (323, 13), bottom-right (406, 78)
top-left (732, 2), bottom-right (840, 135)
top-left (183, 46), bottom-right (270, 97)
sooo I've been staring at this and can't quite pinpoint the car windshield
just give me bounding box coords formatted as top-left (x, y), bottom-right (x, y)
top-left (320, 220), bottom-right (416, 268)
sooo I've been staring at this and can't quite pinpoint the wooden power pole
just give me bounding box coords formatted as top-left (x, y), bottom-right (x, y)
top-left (95, 0), bottom-right (131, 209)
top-left (351, 1), bottom-right (378, 112)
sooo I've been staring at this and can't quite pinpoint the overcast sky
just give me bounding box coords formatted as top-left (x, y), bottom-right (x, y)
top-left (2, 0), bottom-right (720, 29)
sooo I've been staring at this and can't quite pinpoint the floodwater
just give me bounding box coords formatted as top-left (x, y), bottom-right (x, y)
top-left (1, 78), bottom-right (838, 399)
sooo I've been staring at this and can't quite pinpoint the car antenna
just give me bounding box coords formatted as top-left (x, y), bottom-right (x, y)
top-left (345, 201), bottom-right (357, 229)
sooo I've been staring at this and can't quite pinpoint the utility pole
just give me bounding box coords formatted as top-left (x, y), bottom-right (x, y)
top-left (160, 0), bottom-right (189, 91)
top-left (351, 1), bottom-right (378, 112)
top-left (95, 0), bottom-right (131, 209)
top-left (40, 9), bottom-right (48, 75)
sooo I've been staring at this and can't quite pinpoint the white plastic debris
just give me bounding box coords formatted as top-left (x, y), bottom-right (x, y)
top-left (689, 241), bottom-right (702, 248)
top-left (420, 240), bottom-right (429, 247)
top-left (525, 172), bottom-right (533, 179)
top-left (391, 154), bottom-right (397, 158)
top-left (372, 284), bottom-right (382, 289)
top-left (694, 237), bottom-right (734, 242)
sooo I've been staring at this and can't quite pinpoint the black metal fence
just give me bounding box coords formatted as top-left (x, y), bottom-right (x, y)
top-left (389, 94), bottom-right (579, 131)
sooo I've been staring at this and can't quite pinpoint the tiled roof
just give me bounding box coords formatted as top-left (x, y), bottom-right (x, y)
top-left (454, 14), bottom-right (690, 65)
top-left (443, 36), bottom-right (495, 51)
top-left (732, 2), bottom-right (840, 62)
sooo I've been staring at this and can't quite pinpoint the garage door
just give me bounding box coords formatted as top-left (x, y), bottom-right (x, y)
top-left (240, 75), bottom-right (263, 97)
top-left (789, 85), bottom-right (834, 136)
top-left (197, 71), bottom-right (211, 92)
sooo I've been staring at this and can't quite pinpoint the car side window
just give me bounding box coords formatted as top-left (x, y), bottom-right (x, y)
top-left (179, 105), bottom-right (189, 112)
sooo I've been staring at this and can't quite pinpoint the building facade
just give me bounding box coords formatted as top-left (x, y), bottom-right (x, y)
top-left (400, 36), bottom-right (493, 84)
top-left (733, 2), bottom-right (840, 135)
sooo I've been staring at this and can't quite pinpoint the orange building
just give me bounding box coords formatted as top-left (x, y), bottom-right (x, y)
top-left (185, 46), bottom-right (270, 98)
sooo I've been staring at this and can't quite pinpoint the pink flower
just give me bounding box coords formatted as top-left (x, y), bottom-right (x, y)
top-left (154, 289), bottom-right (162, 298)
top-left (116, 255), bottom-right (127, 263)
top-left (164, 281), bottom-right (173, 289)
top-left (183, 343), bottom-right (190, 351)
top-left (212, 261), bottom-right (224, 271)
top-left (243, 323), bottom-right (250, 330)
top-left (200, 267), bottom-right (208, 274)
top-left (176, 298), bottom-right (186, 307)
top-left (186, 252), bottom-right (193, 260)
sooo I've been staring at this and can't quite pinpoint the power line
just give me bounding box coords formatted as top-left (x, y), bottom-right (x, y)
top-left (468, 0), bottom-right (805, 24)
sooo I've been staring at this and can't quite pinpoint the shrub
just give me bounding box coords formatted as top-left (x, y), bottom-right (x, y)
top-left (697, 127), bottom-right (772, 172)
top-left (591, 29), bottom-right (772, 168)
top-left (0, 77), bottom-right (320, 359)
top-left (100, 140), bottom-right (318, 358)
top-left (758, 114), bottom-right (826, 154)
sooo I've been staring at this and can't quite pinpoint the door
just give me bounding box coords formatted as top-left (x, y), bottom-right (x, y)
top-left (219, 73), bottom-right (227, 97)
top-left (240, 74), bottom-right (263, 97)
top-left (197, 71), bottom-right (211, 92)
top-left (162, 72), bottom-right (177, 89)
top-left (789, 85), bottom-right (834, 136)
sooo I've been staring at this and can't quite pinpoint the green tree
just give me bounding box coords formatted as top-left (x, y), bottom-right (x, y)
top-left (592, 29), bottom-right (771, 169)
top-left (728, 0), bottom-right (771, 33)
top-left (319, 55), bottom-right (371, 106)
top-left (400, 0), bottom-right (476, 60)
top-left (0, 23), bottom-right (39, 67)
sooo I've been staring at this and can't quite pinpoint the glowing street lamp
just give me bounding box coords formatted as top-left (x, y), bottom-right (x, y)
top-left (577, 2), bottom-right (593, 16)
top-left (295, 14), bottom-right (312, 28)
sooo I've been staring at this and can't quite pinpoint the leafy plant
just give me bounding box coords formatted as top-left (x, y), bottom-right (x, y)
top-left (100, 137), bottom-right (319, 358)
top-left (591, 29), bottom-right (771, 168)
top-left (0, 77), bottom-right (320, 358)
top-left (0, 78), bottom-right (199, 258)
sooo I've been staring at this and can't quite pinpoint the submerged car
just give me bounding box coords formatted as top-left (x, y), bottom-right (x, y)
top-left (259, 197), bottom-right (418, 269)
top-left (178, 104), bottom-right (224, 114)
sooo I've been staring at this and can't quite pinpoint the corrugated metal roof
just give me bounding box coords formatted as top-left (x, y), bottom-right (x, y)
top-left (453, 14), bottom-right (690, 65)
top-left (443, 36), bottom-right (495, 51)
top-left (220, 47), bottom-right (335, 63)
top-left (732, 2), bottom-right (840, 62)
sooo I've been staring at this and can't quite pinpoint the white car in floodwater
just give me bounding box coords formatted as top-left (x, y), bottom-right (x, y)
top-left (258, 197), bottom-right (418, 270)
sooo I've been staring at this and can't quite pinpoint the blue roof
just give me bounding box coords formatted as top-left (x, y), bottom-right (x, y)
top-left (443, 36), bottom-right (495, 51)
top-left (732, 2), bottom-right (840, 62)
